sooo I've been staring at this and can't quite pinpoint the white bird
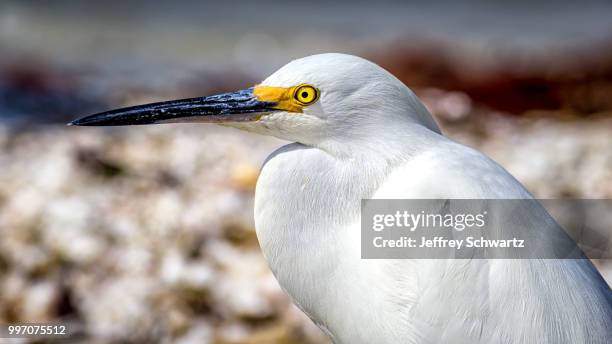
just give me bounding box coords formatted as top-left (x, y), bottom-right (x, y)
top-left (72, 53), bottom-right (611, 343)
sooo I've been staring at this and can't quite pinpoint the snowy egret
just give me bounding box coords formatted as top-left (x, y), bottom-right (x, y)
top-left (71, 53), bottom-right (611, 343)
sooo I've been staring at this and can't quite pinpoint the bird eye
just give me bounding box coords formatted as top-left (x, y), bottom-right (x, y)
top-left (293, 84), bottom-right (319, 105)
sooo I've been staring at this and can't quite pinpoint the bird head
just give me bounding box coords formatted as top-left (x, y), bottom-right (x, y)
top-left (71, 53), bottom-right (440, 148)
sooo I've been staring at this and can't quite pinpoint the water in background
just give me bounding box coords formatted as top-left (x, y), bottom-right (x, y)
top-left (1, 0), bottom-right (612, 125)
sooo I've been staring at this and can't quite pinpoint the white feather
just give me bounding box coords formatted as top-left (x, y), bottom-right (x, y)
top-left (245, 53), bottom-right (612, 343)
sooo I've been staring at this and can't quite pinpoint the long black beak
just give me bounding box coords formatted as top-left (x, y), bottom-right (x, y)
top-left (69, 87), bottom-right (277, 126)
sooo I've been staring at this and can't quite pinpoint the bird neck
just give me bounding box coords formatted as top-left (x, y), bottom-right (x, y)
top-left (314, 122), bottom-right (444, 163)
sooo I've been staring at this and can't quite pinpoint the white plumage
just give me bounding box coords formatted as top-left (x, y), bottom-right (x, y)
top-left (71, 52), bottom-right (612, 343)
top-left (249, 54), bottom-right (611, 343)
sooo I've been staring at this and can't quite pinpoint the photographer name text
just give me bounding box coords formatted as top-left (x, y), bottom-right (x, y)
top-left (372, 236), bottom-right (525, 249)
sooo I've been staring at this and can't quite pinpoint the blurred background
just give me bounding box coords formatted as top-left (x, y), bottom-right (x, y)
top-left (0, 0), bottom-right (611, 343)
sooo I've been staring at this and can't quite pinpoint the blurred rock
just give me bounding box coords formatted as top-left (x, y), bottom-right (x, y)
top-left (77, 276), bottom-right (159, 342)
top-left (420, 88), bottom-right (472, 122)
top-left (21, 280), bottom-right (60, 322)
top-left (230, 163), bottom-right (260, 192)
top-left (161, 249), bottom-right (215, 291)
top-left (175, 320), bottom-right (214, 344)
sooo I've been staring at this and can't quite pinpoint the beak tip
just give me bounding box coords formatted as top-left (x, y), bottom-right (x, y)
top-left (68, 116), bottom-right (102, 127)
top-left (68, 119), bottom-right (84, 126)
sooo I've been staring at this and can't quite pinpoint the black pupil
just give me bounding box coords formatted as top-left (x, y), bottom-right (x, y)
top-left (301, 91), bottom-right (309, 98)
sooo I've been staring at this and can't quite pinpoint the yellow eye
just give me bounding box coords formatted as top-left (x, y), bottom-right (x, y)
top-left (293, 84), bottom-right (319, 105)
